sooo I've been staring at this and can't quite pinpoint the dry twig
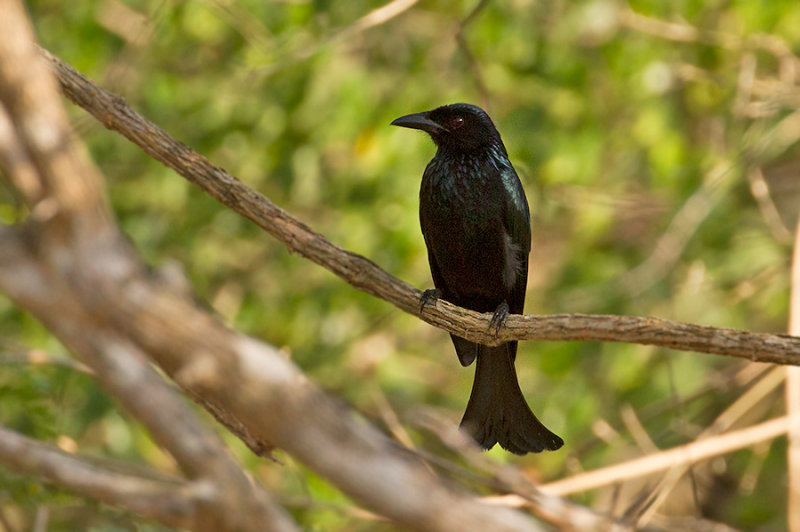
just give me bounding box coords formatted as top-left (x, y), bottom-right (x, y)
top-left (621, 8), bottom-right (800, 76)
top-left (252, 0), bottom-right (418, 78)
top-left (540, 414), bottom-right (794, 497)
top-left (747, 167), bottom-right (794, 244)
top-left (0, 347), bottom-right (93, 374)
top-left (633, 365), bottom-right (785, 526)
top-left (455, 0), bottom-right (491, 110)
top-left (0, 425), bottom-right (204, 529)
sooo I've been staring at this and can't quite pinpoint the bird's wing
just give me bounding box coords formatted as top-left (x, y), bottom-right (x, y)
top-left (423, 231), bottom-right (448, 294)
top-left (500, 165), bottom-right (531, 316)
top-left (424, 232), bottom-right (480, 366)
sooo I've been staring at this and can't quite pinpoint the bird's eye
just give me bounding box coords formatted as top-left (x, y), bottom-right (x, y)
top-left (449, 116), bottom-right (464, 129)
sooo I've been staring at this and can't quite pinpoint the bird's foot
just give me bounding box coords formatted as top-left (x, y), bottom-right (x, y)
top-left (419, 288), bottom-right (442, 314)
top-left (489, 301), bottom-right (510, 337)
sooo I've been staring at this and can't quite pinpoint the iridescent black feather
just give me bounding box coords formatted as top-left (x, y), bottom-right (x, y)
top-left (392, 103), bottom-right (563, 454)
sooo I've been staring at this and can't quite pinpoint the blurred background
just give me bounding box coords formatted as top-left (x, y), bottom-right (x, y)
top-left (2, 0), bottom-right (800, 529)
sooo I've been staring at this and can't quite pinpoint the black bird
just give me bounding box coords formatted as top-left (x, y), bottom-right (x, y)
top-left (392, 103), bottom-right (563, 454)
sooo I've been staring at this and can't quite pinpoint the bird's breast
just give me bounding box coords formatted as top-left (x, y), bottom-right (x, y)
top-left (419, 159), bottom-right (515, 310)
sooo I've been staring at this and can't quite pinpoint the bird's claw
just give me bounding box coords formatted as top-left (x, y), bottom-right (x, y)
top-left (489, 301), bottom-right (510, 337)
top-left (419, 288), bottom-right (442, 314)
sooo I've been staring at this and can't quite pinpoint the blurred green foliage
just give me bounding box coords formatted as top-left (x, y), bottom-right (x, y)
top-left (2, 0), bottom-right (800, 529)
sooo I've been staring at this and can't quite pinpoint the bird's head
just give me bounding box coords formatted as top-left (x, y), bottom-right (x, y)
top-left (391, 103), bottom-right (503, 153)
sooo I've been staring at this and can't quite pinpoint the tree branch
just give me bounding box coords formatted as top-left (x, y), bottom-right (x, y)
top-left (40, 47), bottom-right (800, 365)
top-left (0, 4), bottom-right (550, 527)
top-left (0, 424), bottom-right (204, 529)
top-left (0, 2), bottom-right (296, 530)
top-left (0, 0), bottom-right (110, 239)
top-left (0, 222), bottom-right (545, 532)
top-left (0, 149), bottom-right (298, 532)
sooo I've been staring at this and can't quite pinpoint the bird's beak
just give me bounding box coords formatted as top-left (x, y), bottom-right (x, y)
top-left (391, 112), bottom-right (446, 134)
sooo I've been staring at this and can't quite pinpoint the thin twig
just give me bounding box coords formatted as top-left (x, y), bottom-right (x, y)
top-left (621, 405), bottom-right (658, 454)
top-left (613, 161), bottom-right (735, 298)
top-left (0, 424), bottom-right (203, 529)
top-left (747, 167), bottom-right (793, 243)
top-left (251, 0), bottom-right (418, 78)
top-left (39, 49), bottom-right (800, 366)
top-left (337, 0), bottom-right (419, 37)
top-left (633, 365), bottom-right (785, 526)
top-left (621, 8), bottom-right (800, 71)
top-left (0, 348), bottom-right (93, 374)
top-left (733, 53), bottom-right (757, 117)
top-left (32, 506), bottom-right (48, 532)
top-left (455, 0), bottom-right (491, 110)
top-left (540, 415), bottom-right (794, 496)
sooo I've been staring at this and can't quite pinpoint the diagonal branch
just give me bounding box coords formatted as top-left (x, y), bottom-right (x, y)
top-left (40, 48), bottom-right (800, 365)
top-left (0, 2), bottom-right (295, 529)
top-left (0, 222), bottom-right (545, 532)
top-left (0, 424), bottom-right (204, 529)
top-left (0, 1), bottom-right (109, 238)
top-left (0, 4), bottom-right (548, 523)
top-left (0, 189), bottom-right (296, 532)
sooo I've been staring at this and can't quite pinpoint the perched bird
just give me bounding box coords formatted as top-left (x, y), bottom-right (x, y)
top-left (392, 103), bottom-right (563, 454)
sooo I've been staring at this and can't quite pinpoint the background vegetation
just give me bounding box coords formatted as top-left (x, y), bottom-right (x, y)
top-left (2, 0), bottom-right (800, 529)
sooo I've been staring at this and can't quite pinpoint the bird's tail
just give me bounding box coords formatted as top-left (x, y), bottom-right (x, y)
top-left (460, 342), bottom-right (563, 454)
